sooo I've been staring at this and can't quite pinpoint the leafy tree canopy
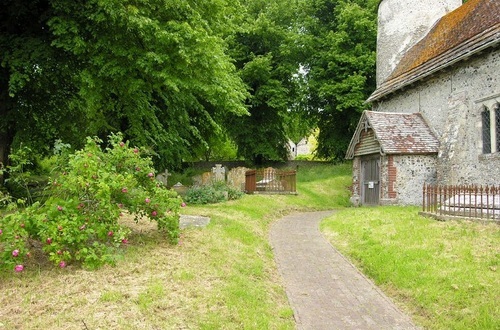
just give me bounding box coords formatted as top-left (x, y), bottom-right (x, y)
top-left (226, 0), bottom-right (307, 164)
top-left (1, 0), bottom-right (380, 170)
top-left (300, 0), bottom-right (378, 161)
top-left (1, 0), bottom-right (248, 170)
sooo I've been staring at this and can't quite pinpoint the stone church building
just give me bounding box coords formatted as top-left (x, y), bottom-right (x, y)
top-left (346, 0), bottom-right (500, 205)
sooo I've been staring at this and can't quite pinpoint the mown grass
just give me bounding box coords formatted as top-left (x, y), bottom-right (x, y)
top-left (2, 162), bottom-right (498, 329)
top-left (321, 206), bottom-right (500, 330)
top-left (0, 163), bottom-right (351, 329)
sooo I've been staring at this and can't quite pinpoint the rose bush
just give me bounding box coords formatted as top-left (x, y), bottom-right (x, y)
top-left (0, 134), bottom-right (181, 271)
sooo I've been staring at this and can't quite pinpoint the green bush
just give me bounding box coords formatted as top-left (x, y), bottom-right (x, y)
top-left (0, 134), bottom-right (182, 272)
top-left (184, 182), bottom-right (244, 204)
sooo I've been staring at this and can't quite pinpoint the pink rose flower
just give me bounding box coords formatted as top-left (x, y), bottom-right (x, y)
top-left (12, 249), bottom-right (19, 257)
top-left (14, 265), bottom-right (24, 272)
top-left (108, 231), bottom-right (114, 237)
top-left (181, 202), bottom-right (186, 207)
top-left (121, 188), bottom-right (128, 193)
top-left (147, 172), bottom-right (154, 178)
top-left (133, 148), bottom-right (139, 153)
top-left (151, 211), bottom-right (158, 217)
top-left (59, 261), bottom-right (66, 268)
top-left (145, 198), bottom-right (151, 203)
top-left (57, 205), bottom-right (63, 211)
top-left (122, 238), bottom-right (129, 244)
top-left (119, 142), bottom-right (125, 147)
top-left (0, 229), bottom-right (3, 235)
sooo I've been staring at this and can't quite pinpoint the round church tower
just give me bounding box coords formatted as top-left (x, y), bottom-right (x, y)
top-left (376, 0), bottom-right (462, 86)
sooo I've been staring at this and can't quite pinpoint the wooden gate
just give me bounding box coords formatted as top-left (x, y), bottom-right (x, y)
top-left (361, 157), bottom-right (380, 205)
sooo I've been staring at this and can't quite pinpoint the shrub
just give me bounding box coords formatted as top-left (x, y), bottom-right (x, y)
top-left (0, 134), bottom-right (182, 271)
top-left (184, 181), bottom-right (244, 204)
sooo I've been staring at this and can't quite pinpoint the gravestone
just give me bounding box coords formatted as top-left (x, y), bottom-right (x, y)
top-left (212, 164), bottom-right (225, 182)
top-left (227, 167), bottom-right (249, 191)
top-left (201, 172), bottom-right (213, 185)
top-left (179, 215), bottom-right (211, 229)
top-left (192, 175), bottom-right (203, 187)
top-left (156, 169), bottom-right (172, 187)
top-left (172, 182), bottom-right (188, 195)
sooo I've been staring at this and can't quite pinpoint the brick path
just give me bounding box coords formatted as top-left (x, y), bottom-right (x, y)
top-left (269, 211), bottom-right (420, 330)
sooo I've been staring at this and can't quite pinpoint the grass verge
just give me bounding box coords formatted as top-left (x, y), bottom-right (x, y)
top-left (0, 163), bottom-right (351, 329)
top-left (321, 206), bottom-right (500, 330)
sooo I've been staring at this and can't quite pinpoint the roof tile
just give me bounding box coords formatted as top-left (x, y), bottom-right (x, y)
top-left (368, 0), bottom-right (500, 102)
top-left (346, 111), bottom-right (439, 159)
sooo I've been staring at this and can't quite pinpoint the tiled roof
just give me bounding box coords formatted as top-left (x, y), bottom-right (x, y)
top-left (345, 111), bottom-right (439, 159)
top-left (367, 0), bottom-right (500, 102)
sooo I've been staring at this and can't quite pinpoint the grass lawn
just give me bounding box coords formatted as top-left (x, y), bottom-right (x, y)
top-left (0, 163), bottom-right (351, 329)
top-left (321, 206), bottom-right (499, 330)
top-left (1, 162), bottom-right (498, 329)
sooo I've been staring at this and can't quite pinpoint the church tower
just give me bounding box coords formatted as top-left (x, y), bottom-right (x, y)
top-left (376, 0), bottom-right (462, 86)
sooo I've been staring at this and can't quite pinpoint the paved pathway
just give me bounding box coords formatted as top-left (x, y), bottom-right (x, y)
top-left (269, 211), bottom-right (420, 330)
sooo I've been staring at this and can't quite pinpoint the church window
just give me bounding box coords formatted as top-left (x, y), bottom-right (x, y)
top-left (482, 106), bottom-right (491, 153)
top-left (482, 103), bottom-right (500, 154)
top-left (495, 104), bottom-right (500, 152)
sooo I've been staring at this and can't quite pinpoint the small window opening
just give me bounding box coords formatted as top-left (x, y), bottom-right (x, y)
top-left (495, 104), bottom-right (500, 152)
top-left (482, 106), bottom-right (491, 154)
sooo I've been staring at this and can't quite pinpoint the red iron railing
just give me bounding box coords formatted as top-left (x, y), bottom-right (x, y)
top-left (422, 184), bottom-right (500, 221)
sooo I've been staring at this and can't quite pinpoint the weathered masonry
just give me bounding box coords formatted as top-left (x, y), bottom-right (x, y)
top-left (346, 111), bottom-right (438, 205)
top-left (347, 0), bottom-right (500, 206)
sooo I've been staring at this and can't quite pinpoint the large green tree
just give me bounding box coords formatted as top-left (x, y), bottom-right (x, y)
top-left (300, 0), bottom-right (378, 161)
top-left (226, 0), bottom-right (305, 164)
top-left (0, 0), bottom-right (248, 171)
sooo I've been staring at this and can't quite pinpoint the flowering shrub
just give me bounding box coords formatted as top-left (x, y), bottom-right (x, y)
top-left (0, 134), bottom-right (181, 271)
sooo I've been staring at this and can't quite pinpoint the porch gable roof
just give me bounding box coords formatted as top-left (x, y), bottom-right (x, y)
top-left (346, 111), bottom-right (439, 159)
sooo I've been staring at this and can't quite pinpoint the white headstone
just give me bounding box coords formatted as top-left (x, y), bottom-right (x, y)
top-left (156, 169), bottom-right (172, 187)
top-left (212, 164), bottom-right (225, 182)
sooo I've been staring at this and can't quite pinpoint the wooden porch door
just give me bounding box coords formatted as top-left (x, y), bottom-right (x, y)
top-left (361, 156), bottom-right (380, 205)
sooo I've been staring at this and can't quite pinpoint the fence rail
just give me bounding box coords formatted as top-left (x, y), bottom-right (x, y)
top-left (422, 183), bottom-right (500, 221)
top-left (245, 169), bottom-right (297, 194)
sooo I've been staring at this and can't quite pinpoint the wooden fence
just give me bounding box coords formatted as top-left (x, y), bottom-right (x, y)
top-left (422, 183), bottom-right (500, 221)
top-left (245, 169), bottom-right (297, 194)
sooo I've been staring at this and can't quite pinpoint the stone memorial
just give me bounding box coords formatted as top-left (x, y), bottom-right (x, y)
top-left (212, 164), bottom-right (225, 182)
top-left (201, 172), bottom-right (213, 185)
top-left (192, 175), bottom-right (203, 187)
top-left (172, 182), bottom-right (188, 195)
top-left (156, 169), bottom-right (172, 187)
top-left (227, 167), bottom-right (249, 191)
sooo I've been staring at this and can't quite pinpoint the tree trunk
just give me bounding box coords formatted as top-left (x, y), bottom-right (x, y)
top-left (0, 131), bottom-right (12, 186)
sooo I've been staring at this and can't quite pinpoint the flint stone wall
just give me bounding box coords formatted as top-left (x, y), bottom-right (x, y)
top-left (372, 48), bottom-right (500, 187)
top-left (387, 155), bottom-right (438, 205)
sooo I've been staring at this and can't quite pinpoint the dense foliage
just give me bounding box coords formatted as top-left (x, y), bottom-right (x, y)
top-left (226, 0), bottom-right (306, 164)
top-left (1, 0), bottom-right (378, 172)
top-left (300, 0), bottom-right (378, 161)
top-left (0, 0), bottom-right (248, 170)
top-left (0, 134), bottom-right (182, 271)
top-left (184, 181), bottom-right (244, 205)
